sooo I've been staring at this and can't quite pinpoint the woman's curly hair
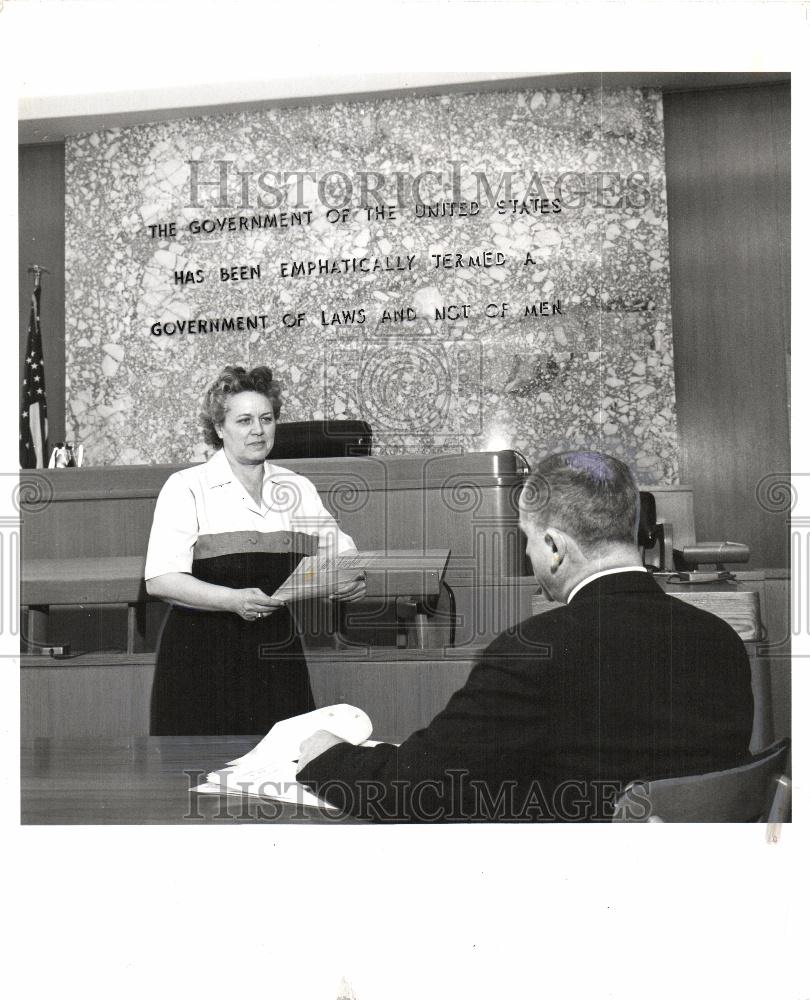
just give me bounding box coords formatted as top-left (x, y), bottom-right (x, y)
top-left (199, 365), bottom-right (283, 449)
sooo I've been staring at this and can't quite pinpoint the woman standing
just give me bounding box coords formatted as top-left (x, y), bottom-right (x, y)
top-left (145, 364), bottom-right (363, 735)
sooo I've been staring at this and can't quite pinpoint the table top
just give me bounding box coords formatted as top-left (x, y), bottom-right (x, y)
top-left (21, 736), bottom-right (358, 825)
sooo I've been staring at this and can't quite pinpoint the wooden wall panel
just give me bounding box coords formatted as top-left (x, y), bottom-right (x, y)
top-left (22, 659), bottom-right (156, 738)
top-left (663, 84), bottom-right (790, 569)
top-left (20, 653), bottom-right (482, 741)
top-left (19, 143), bottom-right (66, 445)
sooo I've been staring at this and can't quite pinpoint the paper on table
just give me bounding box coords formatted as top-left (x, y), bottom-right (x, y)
top-left (193, 769), bottom-right (328, 809)
top-left (225, 704), bottom-right (372, 767)
top-left (192, 704), bottom-right (374, 810)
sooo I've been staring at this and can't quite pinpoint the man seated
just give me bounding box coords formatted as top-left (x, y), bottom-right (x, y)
top-left (297, 451), bottom-right (754, 821)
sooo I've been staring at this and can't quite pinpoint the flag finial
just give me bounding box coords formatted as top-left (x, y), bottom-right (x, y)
top-left (27, 264), bottom-right (50, 288)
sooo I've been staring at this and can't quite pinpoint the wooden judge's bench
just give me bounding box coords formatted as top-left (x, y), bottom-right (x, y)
top-left (19, 451), bottom-right (790, 751)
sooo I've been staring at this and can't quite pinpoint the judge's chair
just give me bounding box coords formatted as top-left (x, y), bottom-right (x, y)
top-left (612, 738), bottom-right (791, 823)
top-left (271, 419), bottom-right (372, 459)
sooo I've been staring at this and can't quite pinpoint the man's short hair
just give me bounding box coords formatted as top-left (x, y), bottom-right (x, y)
top-left (521, 451), bottom-right (640, 553)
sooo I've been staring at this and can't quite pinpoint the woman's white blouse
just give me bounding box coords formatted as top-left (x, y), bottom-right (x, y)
top-left (145, 449), bottom-right (356, 580)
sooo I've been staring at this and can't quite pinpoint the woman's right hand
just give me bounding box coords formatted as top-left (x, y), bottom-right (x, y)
top-left (230, 588), bottom-right (285, 622)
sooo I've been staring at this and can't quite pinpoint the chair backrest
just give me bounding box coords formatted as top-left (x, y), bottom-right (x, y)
top-left (638, 491), bottom-right (657, 549)
top-left (613, 738), bottom-right (791, 822)
top-left (272, 420), bottom-right (372, 459)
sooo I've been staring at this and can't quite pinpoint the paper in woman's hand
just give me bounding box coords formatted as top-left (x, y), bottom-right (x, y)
top-left (269, 553), bottom-right (343, 602)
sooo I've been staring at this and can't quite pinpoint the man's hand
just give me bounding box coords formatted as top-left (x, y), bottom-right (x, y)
top-left (296, 729), bottom-right (347, 773)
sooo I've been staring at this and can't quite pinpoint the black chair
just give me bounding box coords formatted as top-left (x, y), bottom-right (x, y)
top-left (272, 420), bottom-right (372, 459)
top-left (638, 491), bottom-right (657, 550)
top-left (637, 490), bottom-right (677, 571)
top-left (612, 738), bottom-right (791, 822)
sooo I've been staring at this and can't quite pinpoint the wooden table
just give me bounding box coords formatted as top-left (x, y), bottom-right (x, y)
top-left (20, 736), bottom-right (358, 825)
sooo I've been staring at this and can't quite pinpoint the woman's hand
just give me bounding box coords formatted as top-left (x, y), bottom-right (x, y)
top-left (230, 587), bottom-right (286, 621)
top-left (328, 571), bottom-right (367, 603)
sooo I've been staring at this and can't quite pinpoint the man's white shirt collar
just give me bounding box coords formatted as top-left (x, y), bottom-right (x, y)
top-left (566, 566), bottom-right (648, 604)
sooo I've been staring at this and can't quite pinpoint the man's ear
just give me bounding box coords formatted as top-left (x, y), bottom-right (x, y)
top-left (545, 528), bottom-right (568, 569)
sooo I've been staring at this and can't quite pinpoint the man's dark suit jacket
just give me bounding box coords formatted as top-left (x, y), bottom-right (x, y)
top-left (298, 572), bottom-right (754, 821)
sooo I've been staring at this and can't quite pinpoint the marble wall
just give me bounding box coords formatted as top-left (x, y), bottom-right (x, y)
top-left (65, 87), bottom-right (678, 483)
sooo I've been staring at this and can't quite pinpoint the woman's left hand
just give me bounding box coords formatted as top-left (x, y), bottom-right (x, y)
top-left (328, 571), bottom-right (367, 602)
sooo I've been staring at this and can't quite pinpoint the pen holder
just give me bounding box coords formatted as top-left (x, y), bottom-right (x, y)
top-left (48, 442), bottom-right (84, 468)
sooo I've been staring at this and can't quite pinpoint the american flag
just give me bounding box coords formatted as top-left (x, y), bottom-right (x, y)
top-left (20, 283), bottom-right (49, 468)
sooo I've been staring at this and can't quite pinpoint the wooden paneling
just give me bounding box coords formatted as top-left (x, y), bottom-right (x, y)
top-left (20, 650), bottom-right (483, 741)
top-left (19, 143), bottom-right (66, 445)
top-left (664, 84), bottom-right (790, 569)
top-left (308, 654), bottom-right (479, 744)
top-left (22, 573), bottom-right (790, 744)
top-left (22, 657), bottom-right (156, 738)
top-left (21, 459), bottom-right (698, 565)
top-left (20, 453), bottom-right (530, 580)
